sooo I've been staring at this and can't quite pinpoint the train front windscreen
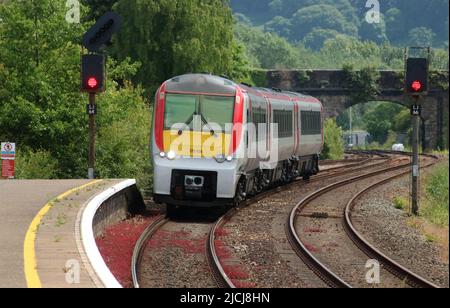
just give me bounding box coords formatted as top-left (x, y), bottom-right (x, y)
top-left (163, 93), bottom-right (235, 158)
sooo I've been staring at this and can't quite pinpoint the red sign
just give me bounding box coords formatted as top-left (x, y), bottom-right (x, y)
top-left (2, 159), bottom-right (15, 178)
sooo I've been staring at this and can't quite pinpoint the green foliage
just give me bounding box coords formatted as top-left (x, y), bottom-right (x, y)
top-left (393, 196), bottom-right (408, 210)
top-left (114, 0), bottom-right (246, 94)
top-left (0, 0), bottom-right (88, 178)
top-left (15, 149), bottom-right (59, 180)
top-left (290, 4), bottom-right (358, 41)
top-left (322, 119), bottom-right (344, 160)
top-left (382, 131), bottom-right (398, 149)
top-left (249, 69), bottom-right (268, 87)
top-left (235, 23), bottom-right (302, 69)
top-left (359, 13), bottom-right (388, 44)
top-left (230, 0), bottom-right (449, 48)
top-left (0, 0), bottom-right (153, 192)
top-left (302, 28), bottom-right (340, 50)
top-left (363, 102), bottom-right (406, 144)
top-left (408, 27), bottom-right (436, 47)
top-left (422, 162), bottom-right (449, 226)
top-left (96, 84), bottom-right (153, 193)
top-left (83, 0), bottom-right (118, 20)
top-left (342, 65), bottom-right (380, 104)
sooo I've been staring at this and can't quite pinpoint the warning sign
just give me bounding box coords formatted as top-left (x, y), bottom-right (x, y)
top-left (1, 142), bottom-right (16, 160)
top-left (1, 159), bottom-right (15, 178)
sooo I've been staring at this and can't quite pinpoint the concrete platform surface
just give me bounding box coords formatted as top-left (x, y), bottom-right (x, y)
top-left (0, 180), bottom-right (119, 288)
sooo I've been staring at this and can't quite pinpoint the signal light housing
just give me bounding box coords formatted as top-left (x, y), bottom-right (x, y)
top-left (405, 57), bottom-right (429, 95)
top-left (81, 54), bottom-right (105, 93)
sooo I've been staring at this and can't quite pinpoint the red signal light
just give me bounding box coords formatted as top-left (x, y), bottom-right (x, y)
top-left (87, 77), bottom-right (98, 89)
top-left (411, 80), bottom-right (422, 92)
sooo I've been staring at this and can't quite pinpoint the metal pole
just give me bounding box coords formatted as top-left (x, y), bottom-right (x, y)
top-left (349, 106), bottom-right (353, 145)
top-left (88, 93), bottom-right (96, 179)
top-left (411, 97), bottom-right (420, 215)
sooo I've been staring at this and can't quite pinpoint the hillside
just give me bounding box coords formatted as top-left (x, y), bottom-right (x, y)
top-left (230, 0), bottom-right (449, 49)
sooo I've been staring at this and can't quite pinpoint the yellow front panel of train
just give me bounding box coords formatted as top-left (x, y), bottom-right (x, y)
top-left (163, 130), bottom-right (232, 158)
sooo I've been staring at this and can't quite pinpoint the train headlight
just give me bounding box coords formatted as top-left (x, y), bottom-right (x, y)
top-left (215, 154), bottom-right (226, 163)
top-left (159, 152), bottom-right (166, 158)
top-left (167, 151), bottom-right (177, 160)
top-left (226, 156), bottom-right (233, 162)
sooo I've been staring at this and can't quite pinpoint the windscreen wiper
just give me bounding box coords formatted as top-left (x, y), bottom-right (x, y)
top-left (200, 114), bottom-right (215, 136)
top-left (178, 113), bottom-right (194, 135)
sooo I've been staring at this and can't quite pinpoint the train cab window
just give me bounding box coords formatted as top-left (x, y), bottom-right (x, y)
top-left (273, 110), bottom-right (293, 138)
top-left (301, 111), bottom-right (322, 135)
top-left (200, 95), bottom-right (235, 132)
top-left (164, 93), bottom-right (235, 133)
top-left (164, 94), bottom-right (197, 129)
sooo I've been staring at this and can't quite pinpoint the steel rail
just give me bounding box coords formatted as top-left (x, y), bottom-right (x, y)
top-left (344, 158), bottom-right (440, 288)
top-left (131, 215), bottom-right (168, 288)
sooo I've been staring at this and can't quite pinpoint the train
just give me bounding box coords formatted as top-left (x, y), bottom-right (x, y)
top-left (151, 74), bottom-right (324, 213)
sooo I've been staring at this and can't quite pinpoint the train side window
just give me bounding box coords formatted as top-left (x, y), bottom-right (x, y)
top-left (253, 107), bottom-right (267, 142)
top-left (301, 111), bottom-right (321, 135)
top-left (273, 110), bottom-right (293, 138)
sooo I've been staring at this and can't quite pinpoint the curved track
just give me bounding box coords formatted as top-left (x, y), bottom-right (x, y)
top-left (286, 152), bottom-right (440, 288)
top-left (132, 151), bottom-right (409, 288)
top-left (131, 216), bottom-right (169, 288)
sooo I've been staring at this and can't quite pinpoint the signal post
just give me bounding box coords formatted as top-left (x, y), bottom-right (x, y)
top-left (405, 47), bottom-right (430, 216)
top-left (81, 12), bottom-right (121, 179)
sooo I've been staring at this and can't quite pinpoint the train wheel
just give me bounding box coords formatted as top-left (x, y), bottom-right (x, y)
top-left (233, 180), bottom-right (246, 207)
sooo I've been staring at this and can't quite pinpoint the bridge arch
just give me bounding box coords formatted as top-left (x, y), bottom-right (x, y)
top-left (262, 69), bottom-right (449, 150)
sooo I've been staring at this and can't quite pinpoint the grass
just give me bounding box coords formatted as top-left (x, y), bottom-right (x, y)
top-left (421, 161), bottom-right (449, 227)
top-left (393, 196), bottom-right (408, 210)
top-left (431, 149), bottom-right (449, 156)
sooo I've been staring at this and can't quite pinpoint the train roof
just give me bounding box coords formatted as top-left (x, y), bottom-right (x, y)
top-left (166, 74), bottom-right (237, 96)
top-left (164, 73), bottom-right (320, 103)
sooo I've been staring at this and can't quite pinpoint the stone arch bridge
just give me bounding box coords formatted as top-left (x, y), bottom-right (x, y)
top-left (263, 70), bottom-right (449, 150)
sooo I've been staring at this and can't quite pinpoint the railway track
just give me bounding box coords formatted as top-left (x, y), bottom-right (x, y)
top-left (205, 150), bottom-right (395, 288)
top-left (132, 150), bottom-right (412, 288)
top-left (286, 152), bottom-right (440, 288)
top-left (131, 215), bottom-right (169, 288)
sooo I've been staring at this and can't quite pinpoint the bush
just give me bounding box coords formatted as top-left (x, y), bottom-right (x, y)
top-left (96, 83), bottom-right (153, 196)
top-left (393, 196), bottom-right (408, 210)
top-left (422, 162), bottom-right (449, 226)
top-left (322, 119), bottom-right (344, 160)
top-left (15, 149), bottom-right (59, 179)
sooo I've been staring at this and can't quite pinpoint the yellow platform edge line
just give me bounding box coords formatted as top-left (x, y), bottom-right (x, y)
top-left (24, 180), bottom-right (103, 288)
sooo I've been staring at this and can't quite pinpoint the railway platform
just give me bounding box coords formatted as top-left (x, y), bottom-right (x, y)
top-left (0, 179), bottom-right (124, 288)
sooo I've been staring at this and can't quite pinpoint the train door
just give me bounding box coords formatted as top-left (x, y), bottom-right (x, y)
top-left (264, 96), bottom-right (271, 162)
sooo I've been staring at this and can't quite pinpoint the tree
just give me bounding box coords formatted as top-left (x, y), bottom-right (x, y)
top-left (82, 0), bottom-right (118, 20)
top-left (322, 119), bottom-right (344, 160)
top-left (0, 0), bottom-right (152, 188)
top-left (235, 23), bottom-right (301, 69)
top-left (264, 16), bottom-right (292, 38)
top-left (114, 0), bottom-right (241, 93)
top-left (363, 103), bottom-right (405, 144)
top-left (291, 4), bottom-right (358, 41)
top-left (408, 27), bottom-right (436, 47)
top-left (359, 14), bottom-right (388, 44)
top-left (0, 0), bottom-right (87, 177)
top-left (303, 28), bottom-right (340, 50)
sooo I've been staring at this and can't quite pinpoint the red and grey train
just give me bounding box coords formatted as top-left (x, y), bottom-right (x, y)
top-left (152, 74), bottom-right (323, 211)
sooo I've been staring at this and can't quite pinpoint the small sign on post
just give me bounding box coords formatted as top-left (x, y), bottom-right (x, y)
top-left (1, 142), bottom-right (16, 160)
top-left (411, 104), bottom-right (422, 116)
top-left (1, 142), bottom-right (16, 179)
top-left (2, 159), bottom-right (15, 179)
